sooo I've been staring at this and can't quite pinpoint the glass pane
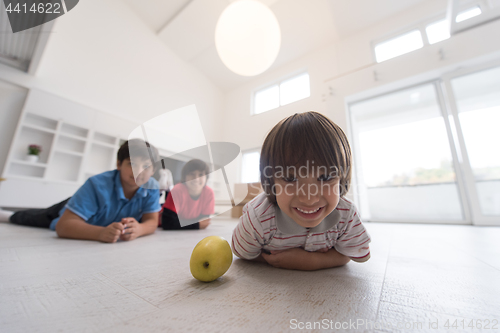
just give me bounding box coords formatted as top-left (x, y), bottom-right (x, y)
top-left (451, 66), bottom-right (500, 216)
top-left (350, 84), bottom-right (464, 221)
top-left (280, 73), bottom-right (310, 106)
top-left (374, 30), bottom-right (424, 63)
top-left (254, 85), bottom-right (279, 114)
top-left (241, 151), bottom-right (260, 183)
top-left (426, 20), bottom-right (450, 44)
top-left (456, 6), bottom-right (482, 22)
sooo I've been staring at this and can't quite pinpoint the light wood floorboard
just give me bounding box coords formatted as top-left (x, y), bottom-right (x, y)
top-left (1, 219), bottom-right (499, 332)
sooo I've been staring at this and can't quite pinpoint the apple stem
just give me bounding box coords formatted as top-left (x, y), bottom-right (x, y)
top-left (203, 262), bottom-right (209, 268)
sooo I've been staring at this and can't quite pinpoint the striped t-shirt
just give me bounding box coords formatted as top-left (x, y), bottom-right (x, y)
top-left (231, 192), bottom-right (371, 263)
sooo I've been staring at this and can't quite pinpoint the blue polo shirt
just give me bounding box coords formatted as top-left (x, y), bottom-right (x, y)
top-left (49, 170), bottom-right (161, 230)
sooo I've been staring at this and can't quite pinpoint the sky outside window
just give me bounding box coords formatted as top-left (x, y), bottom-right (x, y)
top-left (375, 30), bottom-right (424, 63)
top-left (456, 6), bottom-right (482, 22)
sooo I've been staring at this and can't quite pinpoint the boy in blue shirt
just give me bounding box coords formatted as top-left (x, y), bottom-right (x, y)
top-left (1, 139), bottom-right (161, 243)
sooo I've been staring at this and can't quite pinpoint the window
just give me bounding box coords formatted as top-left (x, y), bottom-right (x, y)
top-left (280, 73), bottom-right (310, 106)
top-left (374, 30), bottom-right (424, 63)
top-left (375, 4), bottom-right (490, 60)
top-left (241, 150), bottom-right (260, 183)
top-left (253, 72), bottom-right (310, 114)
top-left (425, 6), bottom-right (484, 45)
top-left (254, 85), bottom-right (279, 114)
top-left (349, 64), bottom-right (500, 224)
top-left (350, 83), bottom-right (463, 222)
top-left (451, 65), bottom-right (500, 216)
top-left (456, 6), bottom-right (482, 22)
top-left (426, 20), bottom-right (450, 44)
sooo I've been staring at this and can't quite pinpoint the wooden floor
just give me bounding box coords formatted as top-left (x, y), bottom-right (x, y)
top-left (1, 218), bottom-right (499, 333)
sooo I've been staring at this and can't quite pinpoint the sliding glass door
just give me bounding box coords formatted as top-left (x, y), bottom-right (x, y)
top-left (350, 83), bottom-right (465, 223)
top-left (350, 63), bottom-right (500, 225)
top-left (444, 64), bottom-right (500, 224)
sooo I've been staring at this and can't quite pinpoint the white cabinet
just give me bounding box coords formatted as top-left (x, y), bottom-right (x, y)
top-left (0, 89), bottom-right (138, 208)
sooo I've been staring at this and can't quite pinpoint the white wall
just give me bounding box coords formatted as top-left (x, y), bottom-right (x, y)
top-left (0, 0), bottom-right (224, 145)
top-left (215, 0), bottom-right (500, 220)
top-left (0, 80), bottom-right (28, 176)
top-left (221, 0), bottom-right (500, 179)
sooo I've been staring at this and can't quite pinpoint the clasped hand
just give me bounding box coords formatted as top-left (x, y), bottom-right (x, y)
top-left (98, 218), bottom-right (141, 243)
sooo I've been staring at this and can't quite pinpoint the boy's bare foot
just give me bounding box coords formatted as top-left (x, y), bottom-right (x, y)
top-left (0, 209), bottom-right (14, 223)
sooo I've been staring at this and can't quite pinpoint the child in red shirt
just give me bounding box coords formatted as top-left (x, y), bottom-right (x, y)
top-left (159, 159), bottom-right (214, 230)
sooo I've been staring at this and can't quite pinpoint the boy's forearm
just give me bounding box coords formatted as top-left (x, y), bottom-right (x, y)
top-left (264, 248), bottom-right (351, 271)
top-left (56, 218), bottom-right (103, 241)
top-left (138, 218), bottom-right (157, 236)
top-left (250, 254), bottom-right (268, 263)
top-left (311, 249), bottom-right (350, 270)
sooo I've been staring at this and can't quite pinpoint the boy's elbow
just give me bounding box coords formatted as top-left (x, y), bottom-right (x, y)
top-left (341, 256), bottom-right (351, 266)
top-left (55, 218), bottom-right (73, 238)
top-left (55, 223), bottom-right (67, 238)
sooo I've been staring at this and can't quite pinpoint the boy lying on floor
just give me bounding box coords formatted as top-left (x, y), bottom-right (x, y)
top-left (0, 139), bottom-right (161, 243)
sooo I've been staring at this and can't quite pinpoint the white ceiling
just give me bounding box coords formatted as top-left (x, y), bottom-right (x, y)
top-left (122, 0), bottom-right (430, 91)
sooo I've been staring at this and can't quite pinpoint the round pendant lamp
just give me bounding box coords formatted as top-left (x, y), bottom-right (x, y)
top-left (215, 0), bottom-right (281, 76)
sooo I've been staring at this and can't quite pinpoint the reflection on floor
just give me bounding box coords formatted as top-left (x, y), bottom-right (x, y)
top-left (1, 218), bottom-right (499, 332)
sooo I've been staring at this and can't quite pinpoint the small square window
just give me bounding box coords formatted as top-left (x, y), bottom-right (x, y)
top-left (374, 30), bottom-right (424, 63)
top-left (241, 150), bottom-right (260, 183)
top-left (254, 85), bottom-right (279, 115)
top-left (280, 73), bottom-right (310, 106)
top-left (252, 72), bottom-right (310, 115)
top-left (456, 6), bottom-right (482, 22)
top-left (426, 20), bottom-right (450, 44)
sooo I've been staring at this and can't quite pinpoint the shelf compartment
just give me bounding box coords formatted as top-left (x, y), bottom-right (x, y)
top-left (86, 144), bottom-right (114, 174)
top-left (24, 113), bottom-right (58, 131)
top-left (59, 133), bottom-right (86, 142)
top-left (93, 132), bottom-right (116, 145)
top-left (91, 141), bottom-right (115, 149)
top-left (22, 124), bottom-right (56, 134)
top-left (14, 127), bottom-right (55, 164)
top-left (45, 152), bottom-right (82, 182)
top-left (8, 162), bottom-right (46, 178)
top-left (56, 135), bottom-right (86, 153)
top-left (12, 159), bottom-right (48, 167)
top-left (61, 123), bottom-right (89, 138)
top-left (54, 149), bottom-right (84, 157)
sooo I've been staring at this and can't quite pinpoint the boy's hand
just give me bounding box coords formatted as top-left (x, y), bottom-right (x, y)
top-left (261, 247), bottom-right (349, 270)
top-left (99, 222), bottom-right (124, 243)
top-left (199, 218), bottom-right (211, 229)
top-left (120, 218), bottom-right (142, 241)
top-left (261, 248), bottom-right (312, 270)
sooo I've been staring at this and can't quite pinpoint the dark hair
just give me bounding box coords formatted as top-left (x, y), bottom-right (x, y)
top-left (117, 139), bottom-right (160, 170)
top-left (259, 111), bottom-right (352, 204)
top-left (181, 159), bottom-right (210, 182)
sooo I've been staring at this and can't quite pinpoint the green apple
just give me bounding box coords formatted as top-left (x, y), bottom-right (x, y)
top-left (190, 236), bottom-right (233, 282)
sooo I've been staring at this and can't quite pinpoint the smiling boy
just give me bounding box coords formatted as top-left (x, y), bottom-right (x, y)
top-left (4, 139), bottom-right (161, 243)
top-left (231, 112), bottom-right (371, 270)
top-left (159, 159), bottom-right (214, 230)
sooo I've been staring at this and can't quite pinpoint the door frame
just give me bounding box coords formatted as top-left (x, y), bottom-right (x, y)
top-left (346, 58), bottom-right (500, 226)
top-left (441, 59), bottom-right (500, 225)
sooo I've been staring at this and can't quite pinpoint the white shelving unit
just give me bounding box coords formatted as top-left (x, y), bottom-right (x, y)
top-left (0, 89), bottom-right (235, 209)
top-left (83, 132), bottom-right (120, 181)
top-left (0, 89), bottom-right (138, 208)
